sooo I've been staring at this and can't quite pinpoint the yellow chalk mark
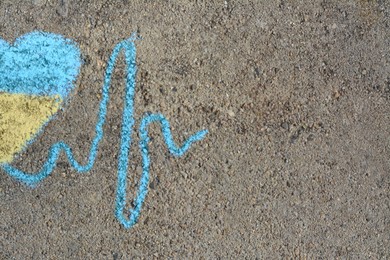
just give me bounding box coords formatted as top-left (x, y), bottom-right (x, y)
top-left (0, 93), bottom-right (61, 163)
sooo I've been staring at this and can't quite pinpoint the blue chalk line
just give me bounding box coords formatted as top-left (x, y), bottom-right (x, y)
top-left (1, 33), bottom-right (208, 229)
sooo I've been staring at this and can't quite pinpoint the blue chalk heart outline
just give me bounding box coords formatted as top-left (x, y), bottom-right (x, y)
top-left (1, 32), bottom-right (208, 229)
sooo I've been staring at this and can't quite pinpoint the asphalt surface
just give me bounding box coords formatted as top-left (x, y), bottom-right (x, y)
top-left (0, 0), bottom-right (389, 258)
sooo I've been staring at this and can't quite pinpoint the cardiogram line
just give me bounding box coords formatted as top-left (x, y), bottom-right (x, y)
top-left (1, 34), bottom-right (208, 229)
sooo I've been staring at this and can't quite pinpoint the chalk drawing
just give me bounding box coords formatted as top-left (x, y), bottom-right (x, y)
top-left (0, 31), bottom-right (208, 229)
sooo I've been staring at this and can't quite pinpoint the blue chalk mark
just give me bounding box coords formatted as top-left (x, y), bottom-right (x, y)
top-left (117, 113), bottom-right (208, 227)
top-left (1, 33), bottom-right (208, 229)
top-left (0, 31), bottom-right (81, 98)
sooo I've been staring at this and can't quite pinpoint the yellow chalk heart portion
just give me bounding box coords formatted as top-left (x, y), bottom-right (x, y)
top-left (0, 93), bottom-right (61, 163)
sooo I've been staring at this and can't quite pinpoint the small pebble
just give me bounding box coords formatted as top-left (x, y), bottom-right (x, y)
top-left (32, 0), bottom-right (46, 6)
top-left (281, 122), bottom-right (289, 130)
top-left (227, 110), bottom-right (235, 117)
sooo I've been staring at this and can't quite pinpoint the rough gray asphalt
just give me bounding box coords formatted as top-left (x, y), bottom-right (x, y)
top-left (0, 0), bottom-right (389, 258)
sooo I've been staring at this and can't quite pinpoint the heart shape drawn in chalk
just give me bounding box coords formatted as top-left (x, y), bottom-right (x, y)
top-left (0, 31), bottom-right (81, 163)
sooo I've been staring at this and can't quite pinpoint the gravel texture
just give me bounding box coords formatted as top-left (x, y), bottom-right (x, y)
top-left (0, 0), bottom-right (389, 258)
